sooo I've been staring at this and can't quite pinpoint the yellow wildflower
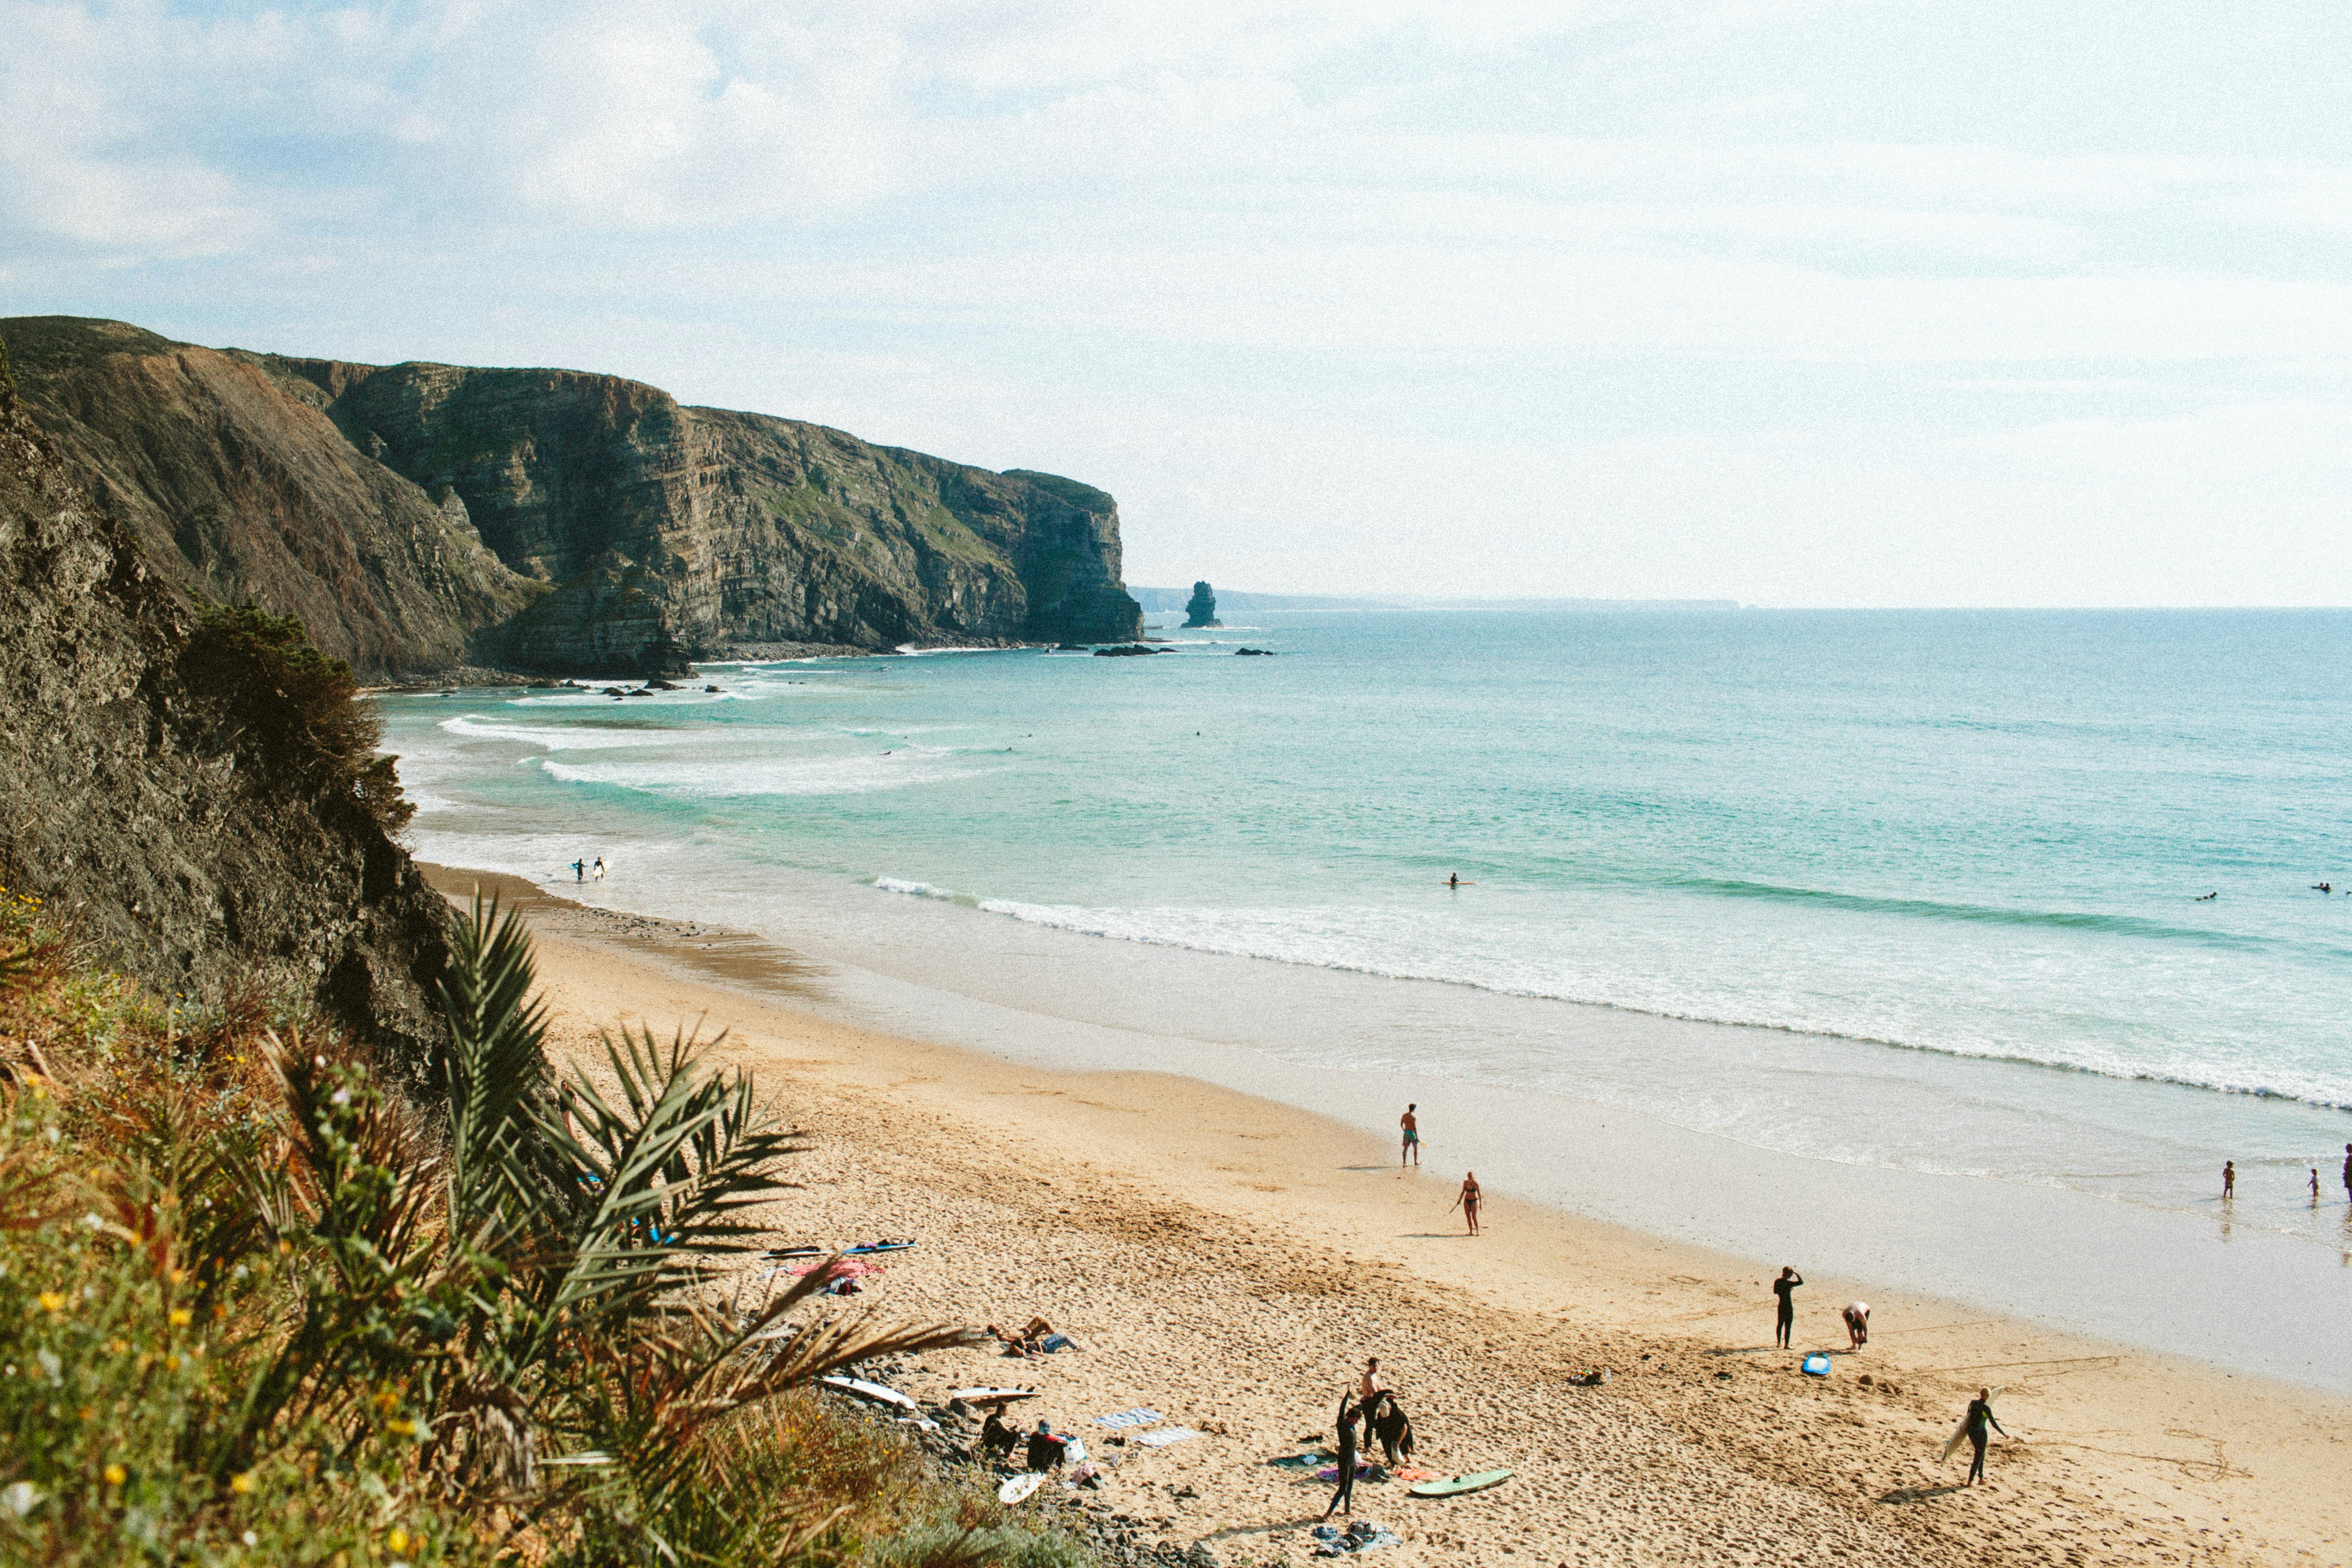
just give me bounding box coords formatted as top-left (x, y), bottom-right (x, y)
top-left (373, 1389), bottom-right (399, 1415)
top-left (168, 1307), bottom-right (192, 1327)
top-left (230, 1472), bottom-right (255, 1495)
top-left (386, 1419), bottom-right (417, 1438)
top-left (103, 1464), bottom-right (126, 1486)
top-left (386, 1528), bottom-right (410, 1554)
top-left (164, 1354), bottom-right (182, 1372)
top-left (37, 1291), bottom-right (67, 1314)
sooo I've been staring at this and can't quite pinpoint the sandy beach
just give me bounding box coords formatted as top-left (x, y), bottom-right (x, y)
top-left (428, 866), bottom-right (2352, 1567)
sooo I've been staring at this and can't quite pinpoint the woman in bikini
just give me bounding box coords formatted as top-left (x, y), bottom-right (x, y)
top-left (1455, 1171), bottom-right (1482, 1236)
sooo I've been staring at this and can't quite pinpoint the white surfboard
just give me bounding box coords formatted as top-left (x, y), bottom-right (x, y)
top-left (998, 1473), bottom-right (1044, 1505)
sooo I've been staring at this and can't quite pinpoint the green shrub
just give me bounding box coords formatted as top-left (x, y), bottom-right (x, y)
top-left (183, 602), bottom-right (415, 835)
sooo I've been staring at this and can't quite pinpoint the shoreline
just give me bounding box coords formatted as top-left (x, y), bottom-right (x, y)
top-left (426, 862), bottom-right (2352, 1565)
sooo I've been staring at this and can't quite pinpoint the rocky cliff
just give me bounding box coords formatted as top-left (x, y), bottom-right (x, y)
top-left (0, 349), bottom-right (451, 1070)
top-left (3, 317), bottom-right (1142, 677)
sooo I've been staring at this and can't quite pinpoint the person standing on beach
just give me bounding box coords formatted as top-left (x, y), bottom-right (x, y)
top-left (1451, 1171), bottom-right (1482, 1235)
top-left (1358, 1357), bottom-right (1387, 1415)
top-left (1400, 1105), bottom-right (1421, 1167)
top-left (2342, 1143), bottom-right (2351, 1202)
top-left (2223, 1161), bottom-right (2235, 1199)
top-left (1772, 1266), bottom-right (1804, 1349)
top-left (1322, 1394), bottom-right (1362, 1520)
top-left (1963, 1387), bottom-right (2007, 1486)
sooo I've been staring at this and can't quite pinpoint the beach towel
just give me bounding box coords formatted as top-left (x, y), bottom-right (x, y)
top-left (1267, 1451), bottom-right (1328, 1469)
top-left (1313, 1462), bottom-right (1391, 1482)
top-left (1093, 1407), bottom-right (1164, 1430)
top-left (1309, 1521), bottom-right (1402, 1556)
top-left (1134, 1426), bottom-right (1200, 1447)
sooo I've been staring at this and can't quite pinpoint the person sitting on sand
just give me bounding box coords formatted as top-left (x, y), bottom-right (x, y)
top-left (1772, 1266), bottom-right (1804, 1349)
top-left (979, 1409), bottom-right (1019, 1461)
top-left (1842, 1301), bottom-right (1870, 1349)
top-left (1025, 1420), bottom-right (1068, 1473)
top-left (1452, 1171), bottom-right (1482, 1235)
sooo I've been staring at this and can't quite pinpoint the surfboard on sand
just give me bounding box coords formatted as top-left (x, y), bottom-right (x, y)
top-left (951, 1387), bottom-right (1039, 1406)
top-left (1409, 1468), bottom-right (1513, 1498)
top-left (998, 1473), bottom-right (1044, 1505)
top-left (1939, 1386), bottom-right (2005, 1465)
top-left (820, 1375), bottom-right (917, 1412)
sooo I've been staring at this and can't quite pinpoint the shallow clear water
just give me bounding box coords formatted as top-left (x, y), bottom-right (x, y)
top-left (384, 609), bottom-right (2352, 1251)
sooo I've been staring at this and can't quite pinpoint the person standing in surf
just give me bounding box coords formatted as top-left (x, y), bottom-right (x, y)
top-left (1452, 1171), bottom-right (1482, 1235)
top-left (1962, 1387), bottom-right (2007, 1485)
top-left (2223, 1160), bottom-right (2236, 1199)
top-left (2342, 1143), bottom-right (2351, 1203)
top-left (570, 858), bottom-right (585, 884)
top-left (1772, 1266), bottom-right (1804, 1349)
top-left (1400, 1105), bottom-right (1421, 1168)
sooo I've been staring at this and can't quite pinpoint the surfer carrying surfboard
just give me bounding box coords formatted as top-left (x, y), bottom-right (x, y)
top-left (1961, 1388), bottom-right (2007, 1485)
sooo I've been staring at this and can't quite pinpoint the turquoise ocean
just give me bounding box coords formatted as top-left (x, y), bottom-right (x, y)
top-left (383, 609), bottom-right (2352, 1262)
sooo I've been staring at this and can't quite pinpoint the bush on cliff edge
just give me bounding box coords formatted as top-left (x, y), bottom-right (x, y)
top-left (185, 602), bottom-right (415, 835)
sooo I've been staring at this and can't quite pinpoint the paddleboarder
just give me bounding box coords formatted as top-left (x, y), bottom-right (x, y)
top-left (1962, 1388), bottom-right (2007, 1485)
top-left (1772, 1266), bottom-right (1804, 1349)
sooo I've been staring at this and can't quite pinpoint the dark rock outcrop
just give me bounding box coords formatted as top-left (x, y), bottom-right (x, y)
top-left (1183, 580), bottom-right (1219, 628)
top-left (0, 352), bottom-right (450, 1069)
top-left (0, 317), bottom-right (1142, 677)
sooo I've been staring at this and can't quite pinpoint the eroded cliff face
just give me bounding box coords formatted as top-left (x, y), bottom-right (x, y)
top-left (281, 358), bottom-right (1143, 669)
top-left (0, 364), bottom-right (450, 1071)
top-left (1, 316), bottom-right (1142, 678)
top-left (3, 317), bottom-right (539, 682)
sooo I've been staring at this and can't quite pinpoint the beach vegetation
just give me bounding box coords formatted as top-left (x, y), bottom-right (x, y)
top-left (0, 889), bottom-right (1072, 1567)
top-left (185, 600), bottom-right (416, 835)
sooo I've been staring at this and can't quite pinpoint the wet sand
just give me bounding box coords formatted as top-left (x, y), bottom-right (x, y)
top-left (425, 865), bottom-right (2352, 1566)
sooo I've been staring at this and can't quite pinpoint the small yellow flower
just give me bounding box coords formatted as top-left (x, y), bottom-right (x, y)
top-left (170, 1269), bottom-right (188, 1285)
top-left (386, 1528), bottom-right (410, 1554)
top-left (77, 1405), bottom-right (94, 1421)
top-left (212, 1302), bottom-right (228, 1320)
top-left (168, 1308), bottom-right (193, 1327)
top-left (386, 1419), bottom-right (417, 1438)
top-left (103, 1463), bottom-right (126, 1486)
top-left (37, 1291), bottom-right (67, 1314)
top-left (373, 1389), bottom-right (399, 1415)
top-left (230, 1472), bottom-right (254, 1495)
top-left (164, 1354), bottom-right (182, 1372)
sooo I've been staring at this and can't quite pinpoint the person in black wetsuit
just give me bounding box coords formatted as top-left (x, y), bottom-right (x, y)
top-left (1322, 1394), bottom-right (1362, 1520)
top-left (1772, 1266), bottom-right (1804, 1349)
top-left (2342, 1143), bottom-right (2351, 1203)
top-left (1963, 1387), bottom-right (2007, 1485)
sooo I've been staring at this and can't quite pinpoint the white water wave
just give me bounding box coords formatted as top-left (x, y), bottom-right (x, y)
top-left (441, 715), bottom-right (689, 749)
top-left (540, 754), bottom-right (1002, 797)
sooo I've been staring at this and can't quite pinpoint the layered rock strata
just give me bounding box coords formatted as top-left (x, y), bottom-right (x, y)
top-left (0, 357), bottom-right (450, 1069)
top-left (4, 317), bottom-right (1142, 678)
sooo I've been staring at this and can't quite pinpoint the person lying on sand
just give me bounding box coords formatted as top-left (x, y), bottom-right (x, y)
top-left (985, 1323), bottom-right (1043, 1358)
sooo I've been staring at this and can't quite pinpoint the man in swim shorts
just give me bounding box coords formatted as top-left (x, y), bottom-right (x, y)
top-left (1400, 1105), bottom-right (1421, 1167)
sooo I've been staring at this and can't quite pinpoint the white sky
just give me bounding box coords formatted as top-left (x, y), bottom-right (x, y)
top-left (4, 0), bottom-right (2350, 605)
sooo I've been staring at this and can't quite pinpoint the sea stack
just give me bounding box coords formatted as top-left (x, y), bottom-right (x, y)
top-left (1184, 580), bottom-right (1221, 628)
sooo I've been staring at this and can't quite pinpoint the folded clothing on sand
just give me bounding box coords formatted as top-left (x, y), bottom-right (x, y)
top-left (1310, 1522), bottom-right (1402, 1556)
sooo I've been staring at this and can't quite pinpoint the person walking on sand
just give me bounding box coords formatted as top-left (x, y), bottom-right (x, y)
top-left (1842, 1301), bottom-right (1870, 1349)
top-left (1772, 1266), bottom-right (1804, 1349)
top-left (1451, 1171), bottom-right (1482, 1235)
top-left (1400, 1105), bottom-right (1421, 1168)
top-left (2223, 1160), bottom-right (2235, 1199)
top-left (1322, 1394), bottom-right (1362, 1521)
top-left (1963, 1387), bottom-right (2007, 1486)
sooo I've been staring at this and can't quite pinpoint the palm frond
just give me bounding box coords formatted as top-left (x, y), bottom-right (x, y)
top-left (436, 892), bottom-right (553, 1236)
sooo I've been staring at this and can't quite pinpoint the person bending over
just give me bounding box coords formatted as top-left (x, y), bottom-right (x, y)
top-left (1842, 1301), bottom-right (1869, 1349)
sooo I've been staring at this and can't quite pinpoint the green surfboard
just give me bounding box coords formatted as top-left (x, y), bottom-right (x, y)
top-left (1408, 1468), bottom-right (1513, 1498)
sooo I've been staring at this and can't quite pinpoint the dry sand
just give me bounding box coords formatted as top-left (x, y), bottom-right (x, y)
top-left (431, 867), bottom-right (2352, 1567)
